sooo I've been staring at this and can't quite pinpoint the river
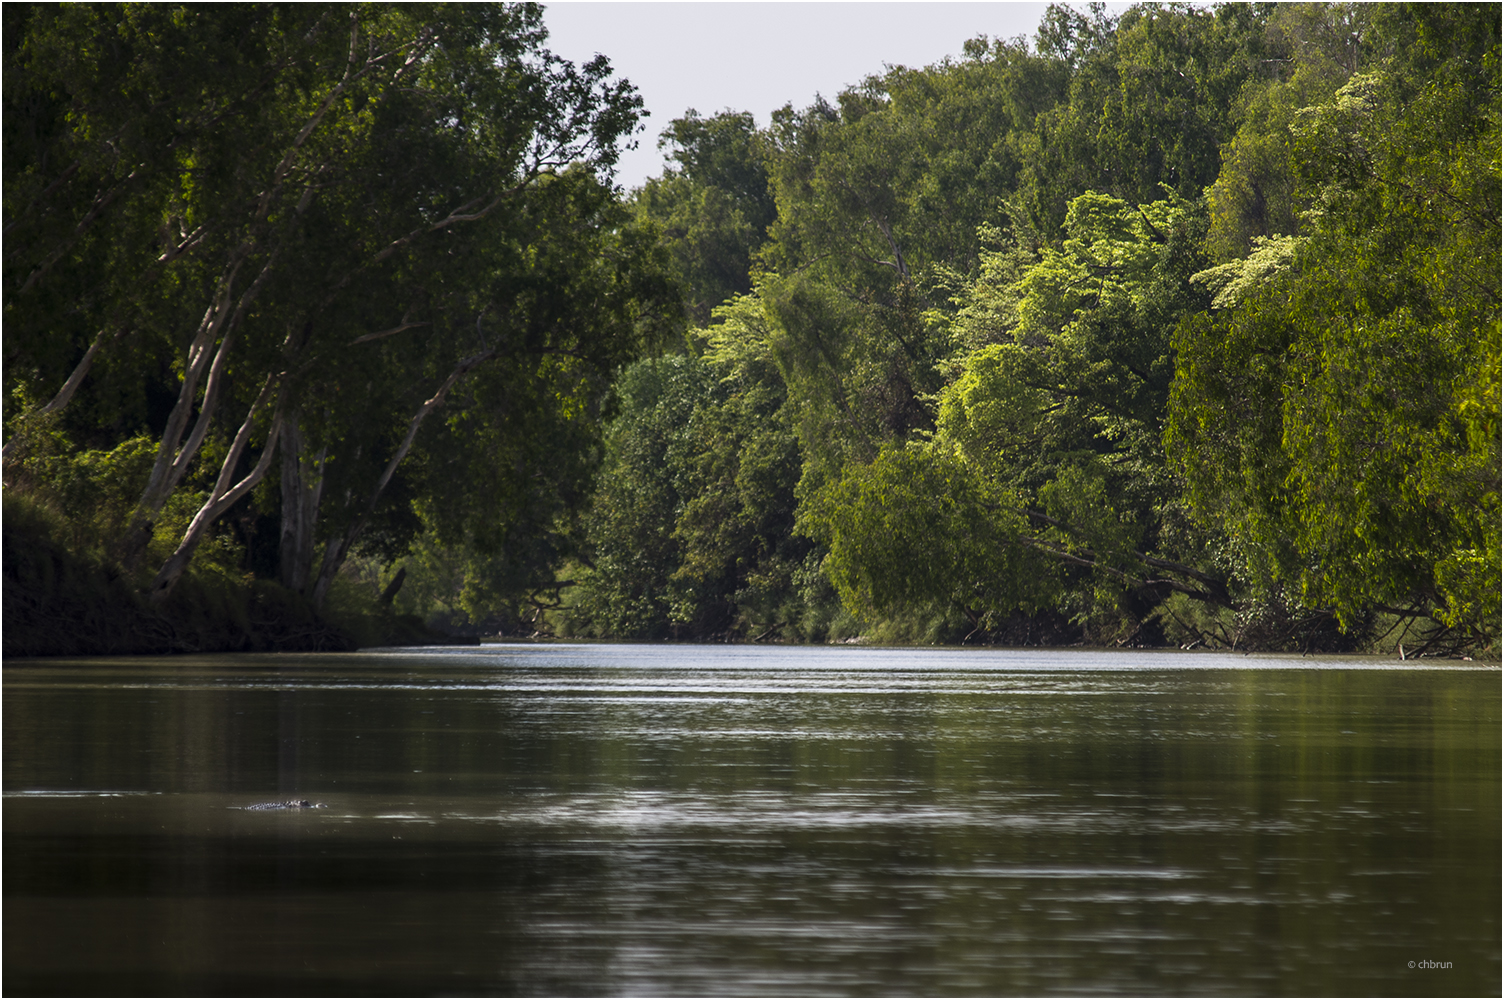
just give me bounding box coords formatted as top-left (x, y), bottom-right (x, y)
top-left (4, 645), bottom-right (1499, 995)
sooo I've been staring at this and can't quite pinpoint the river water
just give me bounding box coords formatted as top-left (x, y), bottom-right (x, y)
top-left (4, 645), bottom-right (1499, 996)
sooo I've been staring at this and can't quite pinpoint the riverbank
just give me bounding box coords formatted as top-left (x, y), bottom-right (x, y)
top-left (1, 496), bottom-right (457, 657)
top-left (4, 494), bottom-right (1488, 660)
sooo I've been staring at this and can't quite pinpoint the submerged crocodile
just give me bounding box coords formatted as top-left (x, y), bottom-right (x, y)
top-left (239, 799), bottom-right (328, 810)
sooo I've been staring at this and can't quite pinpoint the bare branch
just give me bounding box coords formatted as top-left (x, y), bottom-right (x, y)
top-left (0, 325), bottom-right (129, 464)
top-left (156, 224), bottom-right (209, 265)
top-left (13, 170), bottom-right (139, 297)
top-left (205, 373), bottom-right (282, 505)
top-left (309, 341), bottom-right (498, 608)
top-left (349, 317), bottom-right (429, 346)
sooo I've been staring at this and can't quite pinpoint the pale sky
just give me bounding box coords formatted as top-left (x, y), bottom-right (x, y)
top-left (541, 2), bottom-right (1058, 189)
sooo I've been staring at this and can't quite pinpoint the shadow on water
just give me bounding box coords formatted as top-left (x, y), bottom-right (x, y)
top-left (4, 646), bottom-right (1500, 995)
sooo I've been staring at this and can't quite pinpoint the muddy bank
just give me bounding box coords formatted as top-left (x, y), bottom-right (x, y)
top-left (3, 507), bottom-right (351, 657)
top-left (2, 499), bottom-right (482, 657)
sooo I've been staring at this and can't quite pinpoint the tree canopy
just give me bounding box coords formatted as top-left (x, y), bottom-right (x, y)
top-left (594, 1), bottom-right (1498, 654)
top-left (4, 3), bottom-right (675, 633)
top-left (6, 3), bottom-right (1498, 657)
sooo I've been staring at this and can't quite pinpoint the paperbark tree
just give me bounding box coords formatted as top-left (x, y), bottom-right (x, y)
top-left (5, 4), bottom-right (666, 607)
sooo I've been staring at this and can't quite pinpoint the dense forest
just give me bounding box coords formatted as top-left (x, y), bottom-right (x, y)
top-left (4, 2), bottom-right (1499, 657)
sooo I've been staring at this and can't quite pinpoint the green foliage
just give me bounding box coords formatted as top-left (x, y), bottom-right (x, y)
top-left (1191, 234), bottom-right (1303, 309)
top-left (789, 189), bottom-right (1219, 643)
top-left (633, 110), bottom-right (776, 326)
top-left (942, 191), bottom-right (1212, 556)
top-left (732, 6), bottom-right (1278, 642)
top-left (2, 408), bottom-right (157, 549)
top-left (1168, 4), bottom-right (1501, 648)
top-left (567, 298), bottom-right (823, 640)
top-left (1203, 3), bottom-right (1367, 260)
top-left (566, 354), bottom-right (710, 637)
top-left (4, 3), bottom-right (674, 629)
top-left (1016, 1), bottom-right (1275, 235)
top-left (801, 444), bottom-right (1044, 638)
top-left (7, 2), bottom-right (1493, 654)
top-left (574, 3), bottom-right (1497, 652)
top-left (348, 174), bottom-right (675, 578)
top-left (756, 39), bottom-right (1071, 490)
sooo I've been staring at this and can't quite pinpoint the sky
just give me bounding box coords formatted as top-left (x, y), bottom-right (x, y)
top-left (541, 2), bottom-right (1056, 190)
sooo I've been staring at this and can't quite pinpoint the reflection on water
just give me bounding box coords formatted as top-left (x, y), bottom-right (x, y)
top-left (4, 645), bottom-right (1499, 995)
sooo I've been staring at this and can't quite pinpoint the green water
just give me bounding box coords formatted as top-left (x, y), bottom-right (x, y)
top-left (4, 646), bottom-right (1499, 995)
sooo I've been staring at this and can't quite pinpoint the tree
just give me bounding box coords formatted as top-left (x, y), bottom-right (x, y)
top-left (567, 353), bottom-right (712, 638)
top-left (1168, 4), bottom-right (1501, 649)
top-left (757, 40), bottom-right (1066, 489)
top-left (4, 4), bottom-right (670, 611)
top-left (632, 109), bottom-right (776, 326)
top-left (568, 297), bottom-right (815, 640)
top-left (1203, 3), bottom-right (1373, 260)
top-left (1015, 1), bottom-right (1275, 236)
top-left (803, 190), bottom-right (1229, 643)
top-left (800, 444), bottom-right (1049, 641)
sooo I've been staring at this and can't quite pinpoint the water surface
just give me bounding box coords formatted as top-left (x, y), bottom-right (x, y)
top-left (4, 645), bottom-right (1499, 995)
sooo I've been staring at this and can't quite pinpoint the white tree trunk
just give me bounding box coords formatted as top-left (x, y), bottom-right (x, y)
top-left (0, 327), bottom-right (127, 465)
top-left (147, 376), bottom-right (283, 604)
top-left (118, 272), bottom-right (242, 564)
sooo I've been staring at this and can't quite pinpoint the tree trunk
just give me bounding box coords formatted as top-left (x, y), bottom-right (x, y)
top-left (308, 347), bottom-right (496, 610)
top-left (378, 567), bottom-right (406, 606)
top-left (117, 272), bottom-right (242, 566)
top-left (0, 327), bottom-right (126, 465)
top-left (119, 220), bottom-right (289, 569)
top-left (147, 377), bottom-right (283, 604)
top-left (278, 410), bottom-right (328, 595)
